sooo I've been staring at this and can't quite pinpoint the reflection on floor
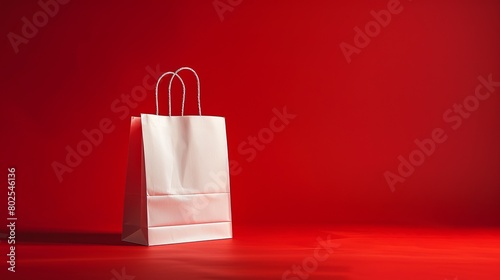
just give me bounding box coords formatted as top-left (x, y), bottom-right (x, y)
top-left (7, 225), bottom-right (500, 280)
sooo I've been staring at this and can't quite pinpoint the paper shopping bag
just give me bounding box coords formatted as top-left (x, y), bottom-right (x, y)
top-left (122, 67), bottom-right (232, 246)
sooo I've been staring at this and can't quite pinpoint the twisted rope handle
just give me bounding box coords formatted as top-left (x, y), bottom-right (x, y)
top-left (167, 67), bottom-right (201, 116)
top-left (155, 71), bottom-right (186, 115)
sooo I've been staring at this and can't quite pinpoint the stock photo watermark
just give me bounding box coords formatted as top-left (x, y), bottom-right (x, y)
top-left (213, 0), bottom-right (243, 22)
top-left (110, 267), bottom-right (135, 280)
top-left (282, 235), bottom-right (340, 280)
top-left (385, 73), bottom-right (500, 192)
top-left (182, 106), bottom-right (296, 220)
top-left (231, 106), bottom-right (297, 174)
top-left (7, 0), bottom-right (70, 54)
top-left (51, 64), bottom-right (164, 183)
top-left (5, 168), bottom-right (17, 273)
top-left (180, 169), bottom-right (229, 223)
top-left (340, 0), bottom-right (414, 64)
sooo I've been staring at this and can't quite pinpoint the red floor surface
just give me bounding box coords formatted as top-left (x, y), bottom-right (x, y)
top-left (3, 226), bottom-right (500, 280)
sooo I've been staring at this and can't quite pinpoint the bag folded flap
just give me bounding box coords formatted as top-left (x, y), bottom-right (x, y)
top-left (147, 193), bottom-right (231, 227)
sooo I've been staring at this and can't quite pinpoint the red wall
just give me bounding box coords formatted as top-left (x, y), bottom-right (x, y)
top-left (1, 0), bottom-right (499, 233)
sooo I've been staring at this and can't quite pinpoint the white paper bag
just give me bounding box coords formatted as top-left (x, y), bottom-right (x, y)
top-left (122, 67), bottom-right (232, 246)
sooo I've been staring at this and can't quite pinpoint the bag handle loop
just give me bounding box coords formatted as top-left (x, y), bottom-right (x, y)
top-left (168, 67), bottom-right (201, 116)
top-left (155, 71), bottom-right (186, 116)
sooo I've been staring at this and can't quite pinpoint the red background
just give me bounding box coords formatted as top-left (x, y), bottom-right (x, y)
top-left (1, 0), bottom-right (500, 234)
